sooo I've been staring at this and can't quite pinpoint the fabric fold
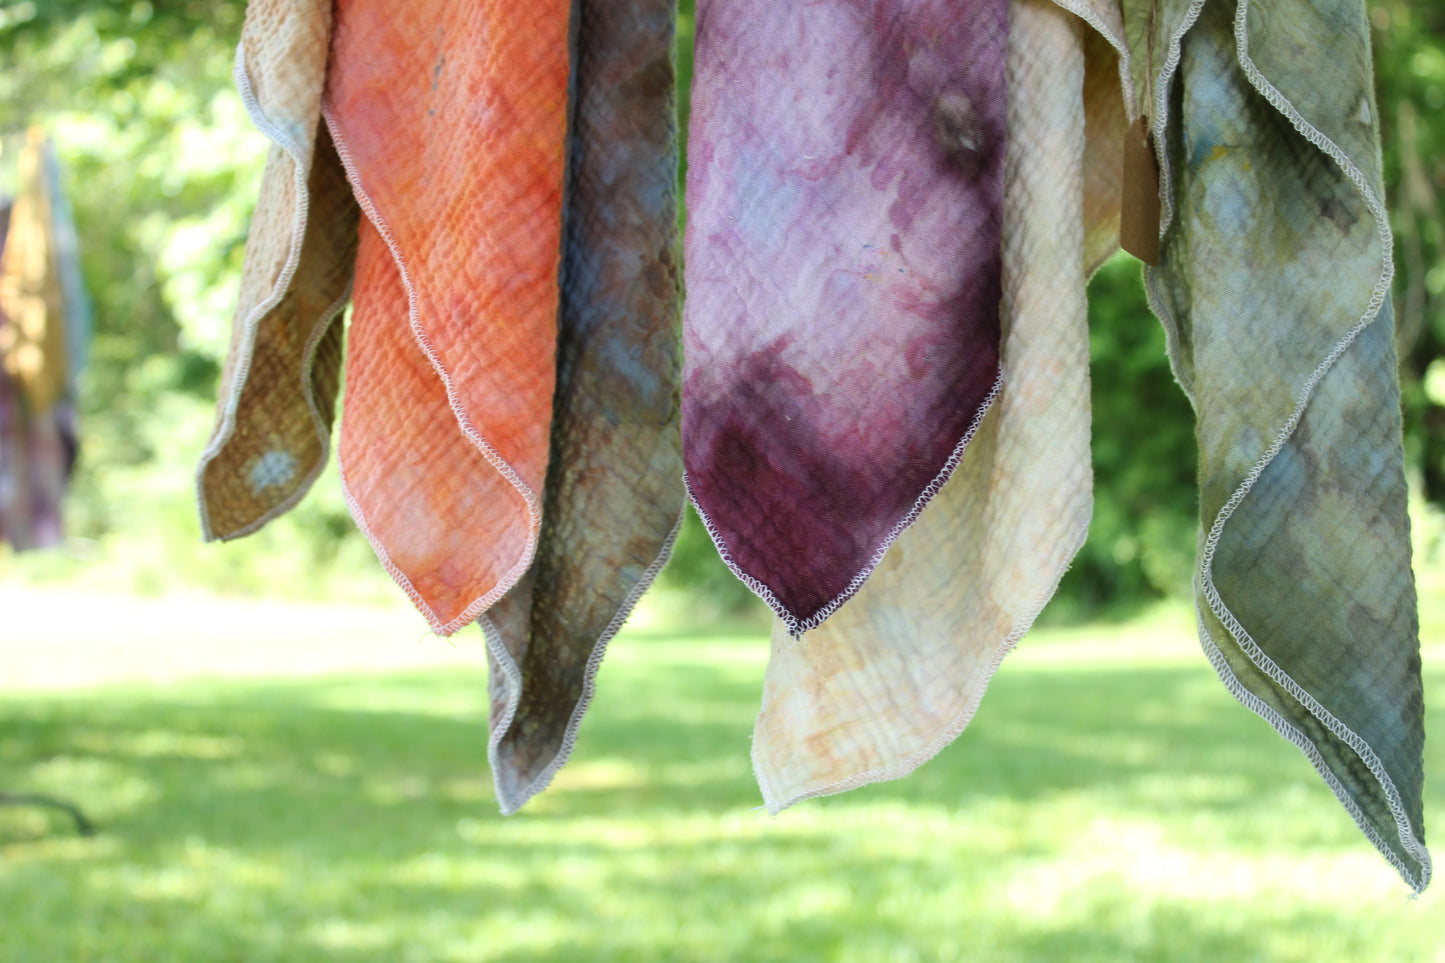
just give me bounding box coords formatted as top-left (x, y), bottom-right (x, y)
top-left (752, 0), bottom-right (1120, 813)
top-left (481, 0), bottom-right (685, 814)
top-left (202, 0), bottom-right (685, 813)
top-left (197, 0), bottom-right (358, 542)
top-left (322, 0), bottom-right (571, 635)
top-left (682, 0), bottom-right (1009, 635)
top-left (1136, 0), bottom-right (1429, 892)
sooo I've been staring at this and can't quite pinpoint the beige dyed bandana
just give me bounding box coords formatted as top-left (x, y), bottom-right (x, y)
top-left (753, 0), bottom-right (1125, 813)
top-left (196, 0), bottom-right (359, 542)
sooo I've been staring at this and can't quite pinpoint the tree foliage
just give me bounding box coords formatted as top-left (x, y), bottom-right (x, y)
top-left (2, 0), bottom-right (251, 526)
top-left (1374, 1), bottom-right (1445, 503)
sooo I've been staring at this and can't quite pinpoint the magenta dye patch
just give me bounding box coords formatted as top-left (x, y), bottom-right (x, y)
top-left (682, 0), bottom-right (1007, 633)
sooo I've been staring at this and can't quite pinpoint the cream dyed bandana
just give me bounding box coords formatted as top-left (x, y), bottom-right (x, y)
top-left (197, 0), bottom-right (359, 541)
top-left (753, 0), bottom-right (1125, 814)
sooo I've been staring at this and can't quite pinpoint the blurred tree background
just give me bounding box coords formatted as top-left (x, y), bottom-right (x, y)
top-left (0, 0), bottom-right (1441, 617)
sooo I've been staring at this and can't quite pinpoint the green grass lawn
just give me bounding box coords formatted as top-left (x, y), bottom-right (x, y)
top-left (0, 590), bottom-right (1441, 962)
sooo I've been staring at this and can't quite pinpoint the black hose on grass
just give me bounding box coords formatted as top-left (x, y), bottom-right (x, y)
top-left (0, 793), bottom-right (96, 837)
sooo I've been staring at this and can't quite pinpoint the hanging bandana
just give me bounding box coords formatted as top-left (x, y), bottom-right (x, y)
top-left (0, 130), bottom-right (86, 550)
top-left (1129, 0), bottom-right (1428, 892)
top-left (753, 0), bottom-right (1124, 814)
top-left (197, 0), bottom-right (359, 541)
top-left (321, 0), bottom-right (570, 634)
top-left (482, 0), bottom-right (685, 814)
top-left (682, 0), bottom-right (1009, 635)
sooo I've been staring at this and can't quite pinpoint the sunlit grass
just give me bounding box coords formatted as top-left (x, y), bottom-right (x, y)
top-left (0, 592), bottom-right (1441, 962)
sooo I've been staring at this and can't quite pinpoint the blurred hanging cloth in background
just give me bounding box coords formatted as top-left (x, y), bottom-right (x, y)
top-left (681, 0), bottom-right (1008, 636)
top-left (0, 129), bottom-right (87, 551)
top-left (199, 0), bottom-right (684, 811)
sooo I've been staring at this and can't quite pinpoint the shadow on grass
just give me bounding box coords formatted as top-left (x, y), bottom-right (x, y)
top-left (0, 633), bottom-right (1439, 962)
top-left (3, 664), bottom-right (1356, 819)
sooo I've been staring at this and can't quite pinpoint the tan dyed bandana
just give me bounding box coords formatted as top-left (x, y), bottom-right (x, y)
top-left (752, 0), bottom-right (1125, 814)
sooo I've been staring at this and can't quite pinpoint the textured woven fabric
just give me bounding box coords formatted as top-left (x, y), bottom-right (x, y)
top-left (753, 0), bottom-right (1120, 813)
top-left (197, 0), bottom-right (358, 541)
top-left (682, 0), bottom-right (1008, 634)
top-left (1132, 0), bottom-right (1429, 892)
top-left (202, 0), bottom-right (685, 812)
top-left (323, 0), bottom-right (570, 635)
top-left (482, 0), bottom-right (685, 814)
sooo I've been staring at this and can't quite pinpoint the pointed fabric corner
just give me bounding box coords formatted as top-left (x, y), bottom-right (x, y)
top-left (323, 0), bottom-right (570, 636)
top-left (681, 0), bottom-right (1008, 635)
top-left (1132, 0), bottom-right (1430, 892)
top-left (196, 0), bottom-right (359, 542)
top-left (753, 0), bottom-right (1127, 813)
top-left (482, 0), bottom-right (685, 814)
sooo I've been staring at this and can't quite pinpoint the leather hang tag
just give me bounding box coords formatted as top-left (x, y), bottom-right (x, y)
top-left (1120, 115), bottom-right (1162, 265)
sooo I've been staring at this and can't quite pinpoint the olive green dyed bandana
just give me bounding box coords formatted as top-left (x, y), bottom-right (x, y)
top-left (1133, 0), bottom-right (1429, 892)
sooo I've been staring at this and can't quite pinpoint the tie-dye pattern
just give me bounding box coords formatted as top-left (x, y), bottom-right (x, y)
top-left (482, 0), bottom-right (685, 814)
top-left (323, 0), bottom-right (570, 635)
top-left (682, 0), bottom-right (1008, 634)
top-left (1137, 0), bottom-right (1429, 892)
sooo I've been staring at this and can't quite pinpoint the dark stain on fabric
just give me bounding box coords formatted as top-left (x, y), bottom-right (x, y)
top-left (931, 89), bottom-right (983, 157)
top-left (1318, 194), bottom-right (1359, 234)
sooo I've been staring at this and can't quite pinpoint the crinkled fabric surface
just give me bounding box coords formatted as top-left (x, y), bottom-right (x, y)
top-left (682, 0), bottom-right (1008, 634)
top-left (204, 1), bottom-right (686, 812)
top-left (197, 0), bottom-right (358, 542)
top-left (482, 0), bottom-right (685, 814)
top-left (324, 0), bottom-right (570, 635)
top-left (1136, 0), bottom-right (1429, 892)
top-left (753, 0), bottom-right (1118, 813)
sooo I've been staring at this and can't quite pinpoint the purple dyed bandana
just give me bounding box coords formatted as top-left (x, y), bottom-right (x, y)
top-left (682, 0), bottom-right (1008, 634)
